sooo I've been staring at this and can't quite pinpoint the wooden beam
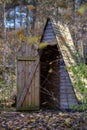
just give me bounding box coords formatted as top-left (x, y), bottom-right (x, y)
top-left (17, 56), bottom-right (37, 61)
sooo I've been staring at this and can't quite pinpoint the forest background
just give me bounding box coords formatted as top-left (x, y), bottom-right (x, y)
top-left (0, 0), bottom-right (87, 109)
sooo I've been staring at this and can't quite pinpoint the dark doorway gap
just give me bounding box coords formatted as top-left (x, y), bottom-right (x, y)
top-left (40, 45), bottom-right (60, 109)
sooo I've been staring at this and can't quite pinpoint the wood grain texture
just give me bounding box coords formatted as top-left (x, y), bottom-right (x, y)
top-left (42, 21), bottom-right (56, 43)
top-left (17, 44), bottom-right (40, 110)
top-left (40, 19), bottom-right (79, 110)
top-left (17, 60), bottom-right (39, 107)
top-left (51, 19), bottom-right (79, 109)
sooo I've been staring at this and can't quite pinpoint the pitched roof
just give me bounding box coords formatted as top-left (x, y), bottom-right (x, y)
top-left (41, 18), bottom-right (80, 65)
top-left (41, 18), bottom-right (87, 100)
top-left (51, 19), bottom-right (80, 66)
top-left (51, 19), bottom-right (87, 100)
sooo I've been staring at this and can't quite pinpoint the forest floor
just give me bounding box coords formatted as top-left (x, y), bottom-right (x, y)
top-left (0, 110), bottom-right (87, 130)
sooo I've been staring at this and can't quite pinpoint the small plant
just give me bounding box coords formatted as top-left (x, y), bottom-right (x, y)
top-left (68, 62), bottom-right (87, 114)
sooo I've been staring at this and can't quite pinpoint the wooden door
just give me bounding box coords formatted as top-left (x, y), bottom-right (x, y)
top-left (17, 45), bottom-right (40, 110)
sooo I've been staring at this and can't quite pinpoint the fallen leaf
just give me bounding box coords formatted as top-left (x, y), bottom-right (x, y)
top-left (65, 118), bottom-right (71, 125)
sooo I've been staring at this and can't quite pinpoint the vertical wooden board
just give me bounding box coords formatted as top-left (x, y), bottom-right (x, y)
top-left (19, 61), bottom-right (24, 97)
top-left (17, 45), bottom-right (26, 95)
top-left (17, 61), bottom-right (22, 101)
top-left (22, 62), bottom-right (27, 107)
top-left (24, 62), bottom-right (29, 107)
top-left (24, 45), bottom-right (29, 107)
top-left (22, 45), bottom-right (30, 107)
top-left (31, 73), bottom-right (35, 106)
top-left (31, 45), bottom-right (35, 106)
top-left (17, 62), bottom-right (19, 99)
top-left (28, 85), bottom-right (32, 106)
top-left (21, 45), bottom-right (26, 107)
top-left (28, 60), bottom-right (32, 106)
top-left (23, 44), bottom-right (32, 107)
top-left (21, 61), bottom-right (24, 92)
top-left (28, 44), bottom-right (35, 107)
top-left (34, 63), bottom-right (40, 107)
top-left (28, 46), bottom-right (32, 106)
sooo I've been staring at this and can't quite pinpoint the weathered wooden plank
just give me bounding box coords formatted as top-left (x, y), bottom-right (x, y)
top-left (28, 85), bottom-right (32, 106)
top-left (17, 60), bottom-right (39, 107)
top-left (44, 30), bottom-right (54, 34)
top-left (52, 20), bottom-right (79, 66)
top-left (44, 31), bottom-right (54, 35)
top-left (30, 45), bottom-right (34, 106)
top-left (42, 39), bottom-right (56, 43)
top-left (17, 45), bottom-right (27, 56)
top-left (31, 74), bottom-right (35, 106)
top-left (22, 60), bottom-right (26, 107)
top-left (17, 56), bottom-right (37, 61)
top-left (60, 94), bottom-right (67, 99)
top-left (43, 34), bottom-right (55, 38)
top-left (60, 102), bottom-right (68, 107)
top-left (28, 45), bottom-right (32, 106)
top-left (35, 64), bottom-right (40, 106)
top-left (46, 24), bottom-right (53, 28)
top-left (23, 45), bottom-right (32, 106)
top-left (42, 38), bottom-right (54, 43)
top-left (68, 94), bottom-right (76, 99)
top-left (17, 61), bottom-right (22, 102)
top-left (60, 99), bottom-right (68, 102)
top-left (21, 45), bottom-right (26, 106)
top-left (17, 44), bottom-right (27, 104)
top-left (25, 45), bottom-right (29, 106)
top-left (42, 36), bottom-right (55, 41)
top-left (23, 45), bottom-right (30, 106)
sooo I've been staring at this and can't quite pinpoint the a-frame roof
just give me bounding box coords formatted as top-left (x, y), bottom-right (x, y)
top-left (41, 18), bottom-right (87, 100)
top-left (41, 18), bottom-right (80, 66)
top-left (40, 18), bottom-right (57, 46)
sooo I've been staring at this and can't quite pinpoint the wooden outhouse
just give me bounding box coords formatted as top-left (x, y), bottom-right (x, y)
top-left (17, 18), bottom-right (79, 110)
top-left (40, 18), bottom-right (78, 109)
